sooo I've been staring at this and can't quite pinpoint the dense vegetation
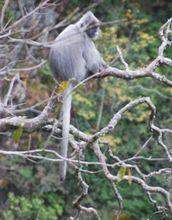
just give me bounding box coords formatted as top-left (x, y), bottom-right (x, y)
top-left (0, 1), bottom-right (171, 220)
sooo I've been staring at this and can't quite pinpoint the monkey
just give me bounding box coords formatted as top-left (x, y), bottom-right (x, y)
top-left (49, 11), bottom-right (107, 181)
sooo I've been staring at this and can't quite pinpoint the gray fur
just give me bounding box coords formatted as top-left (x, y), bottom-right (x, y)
top-left (49, 11), bottom-right (106, 181)
top-left (59, 83), bottom-right (72, 181)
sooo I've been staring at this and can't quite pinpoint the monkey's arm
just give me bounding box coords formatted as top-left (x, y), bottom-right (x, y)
top-left (83, 40), bottom-right (107, 74)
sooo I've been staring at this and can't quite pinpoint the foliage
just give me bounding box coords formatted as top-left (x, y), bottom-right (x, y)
top-left (70, 1), bottom-right (172, 219)
top-left (0, 192), bottom-right (64, 220)
top-left (0, 1), bottom-right (172, 220)
top-left (13, 126), bottom-right (24, 144)
top-left (38, 63), bottom-right (53, 85)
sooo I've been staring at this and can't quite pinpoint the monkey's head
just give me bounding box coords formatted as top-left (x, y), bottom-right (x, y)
top-left (86, 22), bottom-right (100, 40)
top-left (77, 11), bottom-right (100, 40)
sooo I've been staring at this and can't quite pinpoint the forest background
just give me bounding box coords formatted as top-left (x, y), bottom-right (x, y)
top-left (0, 0), bottom-right (172, 220)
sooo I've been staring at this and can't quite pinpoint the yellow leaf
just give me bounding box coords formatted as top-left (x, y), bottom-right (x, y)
top-left (117, 166), bottom-right (126, 182)
top-left (128, 168), bottom-right (132, 185)
top-left (57, 81), bottom-right (69, 94)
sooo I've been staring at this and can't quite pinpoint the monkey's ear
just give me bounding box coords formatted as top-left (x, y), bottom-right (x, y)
top-left (76, 11), bottom-right (91, 29)
top-left (77, 11), bottom-right (100, 31)
top-left (85, 11), bottom-right (94, 17)
top-left (84, 11), bottom-right (97, 22)
top-left (86, 11), bottom-right (101, 26)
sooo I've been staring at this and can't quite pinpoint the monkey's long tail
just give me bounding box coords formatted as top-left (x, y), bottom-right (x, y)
top-left (59, 83), bottom-right (72, 181)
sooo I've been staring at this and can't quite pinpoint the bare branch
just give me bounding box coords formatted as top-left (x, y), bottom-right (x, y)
top-left (93, 141), bottom-right (172, 212)
top-left (0, 0), bottom-right (10, 30)
top-left (0, 8), bottom-right (171, 217)
top-left (0, 85), bottom-right (60, 132)
top-left (93, 97), bottom-right (155, 139)
top-left (116, 45), bottom-right (129, 70)
top-left (0, 0), bottom-right (50, 33)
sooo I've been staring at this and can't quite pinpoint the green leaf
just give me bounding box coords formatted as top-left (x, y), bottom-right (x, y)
top-left (117, 166), bottom-right (127, 182)
top-left (18, 168), bottom-right (32, 179)
top-left (12, 126), bottom-right (23, 144)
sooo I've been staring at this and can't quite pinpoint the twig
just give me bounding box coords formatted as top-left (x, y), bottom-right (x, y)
top-left (0, 0), bottom-right (10, 30)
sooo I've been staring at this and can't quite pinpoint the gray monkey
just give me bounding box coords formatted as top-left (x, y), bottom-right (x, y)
top-left (49, 11), bottom-right (107, 181)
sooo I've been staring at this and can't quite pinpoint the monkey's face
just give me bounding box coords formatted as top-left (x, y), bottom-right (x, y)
top-left (86, 25), bottom-right (100, 40)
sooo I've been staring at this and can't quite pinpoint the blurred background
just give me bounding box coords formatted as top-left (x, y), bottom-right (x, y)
top-left (0, 0), bottom-right (172, 219)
